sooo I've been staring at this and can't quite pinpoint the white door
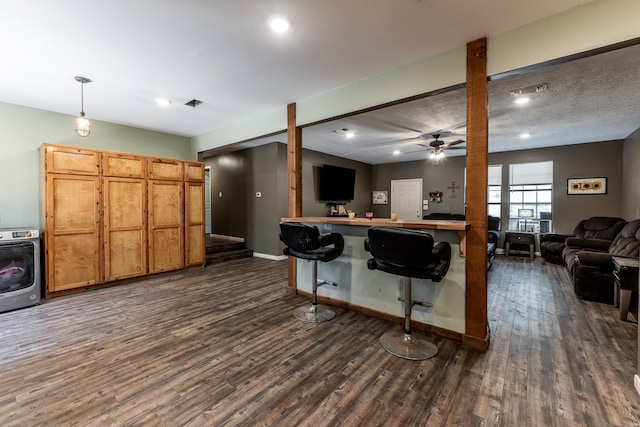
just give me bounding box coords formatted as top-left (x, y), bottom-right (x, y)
top-left (391, 178), bottom-right (423, 220)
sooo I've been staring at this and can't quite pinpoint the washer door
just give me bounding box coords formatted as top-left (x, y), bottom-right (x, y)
top-left (0, 242), bottom-right (35, 293)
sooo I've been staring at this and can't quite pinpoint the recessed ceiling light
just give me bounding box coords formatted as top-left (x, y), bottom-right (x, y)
top-left (268, 15), bottom-right (290, 33)
top-left (155, 98), bottom-right (172, 107)
top-left (332, 127), bottom-right (354, 137)
top-left (519, 132), bottom-right (531, 139)
top-left (393, 150), bottom-right (400, 156)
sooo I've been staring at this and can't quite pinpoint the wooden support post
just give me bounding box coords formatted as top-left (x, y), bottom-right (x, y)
top-left (463, 38), bottom-right (490, 351)
top-left (286, 103), bottom-right (302, 293)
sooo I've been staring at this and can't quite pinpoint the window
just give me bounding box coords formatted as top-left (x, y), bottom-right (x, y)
top-left (509, 161), bottom-right (553, 232)
top-left (488, 165), bottom-right (502, 218)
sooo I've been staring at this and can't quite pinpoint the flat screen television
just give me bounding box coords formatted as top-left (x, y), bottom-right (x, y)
top-left (318, 164), bottom-right (356, 202)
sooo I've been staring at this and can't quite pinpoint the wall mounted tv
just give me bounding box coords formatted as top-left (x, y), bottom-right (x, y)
top-left (318, 164), bottom-right (356, 202)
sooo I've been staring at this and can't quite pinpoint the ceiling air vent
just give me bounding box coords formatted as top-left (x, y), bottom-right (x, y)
top-left (185, 99), bottom-right (203, 108)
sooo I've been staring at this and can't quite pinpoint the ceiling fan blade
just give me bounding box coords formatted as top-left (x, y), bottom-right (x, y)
top-left (445, 139), bottom-right (465, 147)
top-left (361, 135), bottom-right (421, 147)
top-left (445, 146), bottom-right (466, 150)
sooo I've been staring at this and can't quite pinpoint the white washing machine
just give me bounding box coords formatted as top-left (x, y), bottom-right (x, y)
top-left (0, 228), bottom-right (41, 313)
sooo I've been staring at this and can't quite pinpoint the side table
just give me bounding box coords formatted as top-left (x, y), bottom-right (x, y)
top-left (505, 231), bottom-right (536, 260)
top-left (612, 256), bottom-right (639, 321)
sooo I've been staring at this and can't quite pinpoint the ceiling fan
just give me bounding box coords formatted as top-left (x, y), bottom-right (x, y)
top-left (407, 133), bottom-right (465, 162)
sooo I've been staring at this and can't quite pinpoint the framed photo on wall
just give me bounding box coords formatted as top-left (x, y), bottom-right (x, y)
top-left (372, 190), bottom-right (388, 204)
top-left (567, 177), bottom-right (607, 195)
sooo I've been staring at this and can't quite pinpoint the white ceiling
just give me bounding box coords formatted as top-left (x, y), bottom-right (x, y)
top-left (297, 42), bottom-right (640, 164)
top-left (1, 0), bottom-right (597, 141)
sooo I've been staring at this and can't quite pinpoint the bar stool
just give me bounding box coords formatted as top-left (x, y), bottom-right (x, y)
top-left (365, 227), bottom-right (451, 360)
top-left (279, 222), bottom-right (344, 322)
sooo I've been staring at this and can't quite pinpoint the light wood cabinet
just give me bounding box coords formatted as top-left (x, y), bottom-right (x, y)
top-left (41, 144), bottom-right (205, 296)
top-left (104, 177), bottom-right (147, 281)
top-left (185, 162), bottom-right (206, 267)
top-left (103, 151), bottom-right (146, 178)
top-left (148, 179), bottom-right (184, 273)
top-left (102, 152), bottom-right (147, 281)
top-left (42, 145), bottom-right (102, 293)
top-left (44, 145), bottom-right (100, 176)
top-left (148, 157), bottom-right (183, 181)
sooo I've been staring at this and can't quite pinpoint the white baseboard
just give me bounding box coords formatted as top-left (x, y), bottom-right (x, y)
top-left (253, 252), bottom-right (287, 261)
top-left (210, 234), bottom-right (244, 242)
top-left (635, 375), bottom-right (640, 397)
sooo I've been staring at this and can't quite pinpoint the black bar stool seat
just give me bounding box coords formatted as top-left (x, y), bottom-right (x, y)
top-left (365, 226), bottom-right (451, 360)
top-left (280, 222), bottom-right (344, 322)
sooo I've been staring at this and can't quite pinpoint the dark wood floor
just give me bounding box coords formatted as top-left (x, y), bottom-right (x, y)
top-left (1, 255), bottom-right (638, 426)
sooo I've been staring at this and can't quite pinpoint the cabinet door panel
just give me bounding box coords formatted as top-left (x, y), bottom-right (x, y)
top-left (148, 180), bottom-right (183, 273)
top-left (185, 182), bottom-right (205, 266)
top-left (148, 158), bottom-right (183, 181)
top-left (44, 145), bottom-right (100, 175)
top-left (185, 162), bottom-right (205, 182)
top-left (46, 175), bottom-right (101, 292)
top-left (51, 234), bottom-right (101, 291)
top-left (103, 152), bottom-right (146, 178)
top-left (104, 178), bottom-right (147, 281)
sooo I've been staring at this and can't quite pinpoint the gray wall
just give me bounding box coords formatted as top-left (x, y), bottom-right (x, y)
top-left (372, 156), bottom-right (467, 218)
top-left (489, 140), bottom-right (625, 234)
top-left (373, 139), bottom-right (627, 236)
top-left (204, 134), bottom-right (637, 257)
top-left (301, 149), bottom-right (373, 218)
top-left (204, 143), bottom-right (373, 257)
top-left (623, 127), bottom-right (640, 220)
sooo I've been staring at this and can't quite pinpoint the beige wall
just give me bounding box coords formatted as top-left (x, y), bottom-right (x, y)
top-left (0, 102), bottom-right (192, 229)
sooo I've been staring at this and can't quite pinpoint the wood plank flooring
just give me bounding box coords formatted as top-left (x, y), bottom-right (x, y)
top-left (0, 256), bottom-right (638, 426)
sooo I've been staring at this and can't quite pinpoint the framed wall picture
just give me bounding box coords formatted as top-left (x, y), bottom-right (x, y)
top-left (567, 177), bottom-right (607, 195)
top-left (372, 190), bottom-right (388, 204)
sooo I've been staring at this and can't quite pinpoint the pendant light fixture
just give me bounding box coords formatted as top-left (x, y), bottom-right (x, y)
top-left (74, 76), bottom-right (92, 137)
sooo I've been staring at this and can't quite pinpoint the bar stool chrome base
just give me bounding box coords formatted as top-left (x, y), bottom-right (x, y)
top-left (293, 304), bottom-right (335, 323)
top-left (379, 330), bottom-right (438, 360)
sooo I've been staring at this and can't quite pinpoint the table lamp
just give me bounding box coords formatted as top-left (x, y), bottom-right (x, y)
top-left (518, 208), bottom-right (534, 232)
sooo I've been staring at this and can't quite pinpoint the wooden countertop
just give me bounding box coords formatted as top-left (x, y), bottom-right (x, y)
top-left (280, 216), bottom-right (469, 231)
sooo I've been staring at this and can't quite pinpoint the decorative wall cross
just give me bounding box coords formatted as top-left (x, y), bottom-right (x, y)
top-left (448, 181), bottom-right (459, 198)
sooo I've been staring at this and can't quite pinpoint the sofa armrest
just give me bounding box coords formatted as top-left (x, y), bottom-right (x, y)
top-left (488, 230), bottom-right (499, 244)
top-left (539, 233), bottom-right (574, 243)
top-left (565, 237), bottom-right (612, 252)
top-left (574, 251), bottom-right (613, 268)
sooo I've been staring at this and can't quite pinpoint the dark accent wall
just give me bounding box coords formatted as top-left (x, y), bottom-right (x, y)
top-left (301, 149), bottom-right (373, 218)
top-left (372, 156), bottom-right (467, 218)
top-left (205, 142), bottom-right (373, 257)
top-left (206, 151), bottom-right (249, 240)
top-left (623, 127), bottom-right (640, 220)
top-left (205, 137), bottom-right (634, 257)
top-left (489, 140), bottom-right (624, 234)
top-left (373, 140), bottom-right (626, 235)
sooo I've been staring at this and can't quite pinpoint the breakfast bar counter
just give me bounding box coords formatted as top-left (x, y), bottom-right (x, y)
top-left (280, 216), bottom-right (469, 335)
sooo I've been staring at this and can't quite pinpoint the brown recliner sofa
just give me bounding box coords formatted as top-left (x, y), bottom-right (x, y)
top-left (539, 216), bottom-right (626, 265)
top-left (569, 220), bottom-right (640, 302)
